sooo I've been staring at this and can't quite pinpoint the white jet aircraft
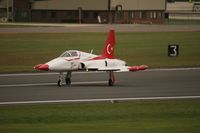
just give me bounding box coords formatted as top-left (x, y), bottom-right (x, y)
top-left (34, 30), bottom-right (148, 86)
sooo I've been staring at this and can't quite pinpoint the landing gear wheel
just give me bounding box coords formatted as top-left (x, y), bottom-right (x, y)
top-left (108, 79), bottom-right (114, 86)
top-left (65, 78), bottom-right (71, 85)
top-left (108, 71), bottom-right (115, 86)
top-left (57, 79), bottom-right (62, 87)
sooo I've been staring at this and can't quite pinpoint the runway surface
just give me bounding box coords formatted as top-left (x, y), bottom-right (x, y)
top-left (0, 68), bottom-right (200, 104)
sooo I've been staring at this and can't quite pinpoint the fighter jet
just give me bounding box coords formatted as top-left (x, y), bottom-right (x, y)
top-left (34, 30), bottom-right (148, 86)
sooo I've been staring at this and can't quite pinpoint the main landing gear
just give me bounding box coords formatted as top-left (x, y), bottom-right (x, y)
top-left (108, 71), bottom-right (115, 86)
top-left (57, 71), bottom-right (115, 87)
top-left (57, 71), bottom-right (72, 87)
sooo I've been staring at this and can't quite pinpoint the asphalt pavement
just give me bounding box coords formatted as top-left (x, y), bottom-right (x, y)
top-left (0, 68), bottom-right (200, 104)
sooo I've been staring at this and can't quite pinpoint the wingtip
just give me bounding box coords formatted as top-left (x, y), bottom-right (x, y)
top-left (129, 65), bottom-right (148, 71)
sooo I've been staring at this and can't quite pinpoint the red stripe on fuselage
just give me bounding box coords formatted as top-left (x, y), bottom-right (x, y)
top-left (89, 56), bottom-right (105, 60)
top-left (65, 58), bottom-right (80, 61)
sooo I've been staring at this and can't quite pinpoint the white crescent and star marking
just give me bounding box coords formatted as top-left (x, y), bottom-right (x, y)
top-left (106, 43), bottom-right (113, 55)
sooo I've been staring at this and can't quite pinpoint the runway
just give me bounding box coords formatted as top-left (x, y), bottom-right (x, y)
top-left (0, 68), bottom-right (200, 104)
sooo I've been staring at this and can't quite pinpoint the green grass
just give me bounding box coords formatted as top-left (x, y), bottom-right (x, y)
top-left (0, 32), bottom-right (200, 73)
top-left (0, 100), bottom-right (200, 133)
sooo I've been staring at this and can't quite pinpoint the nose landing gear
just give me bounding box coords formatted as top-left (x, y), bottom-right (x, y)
top-left (57, 79), bottom-right (62, 87)
top-left (57, 71), bottom-right (72, 87)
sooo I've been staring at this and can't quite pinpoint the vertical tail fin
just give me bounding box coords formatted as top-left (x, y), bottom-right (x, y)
top-left (101, 30), bottom-right (115, 59)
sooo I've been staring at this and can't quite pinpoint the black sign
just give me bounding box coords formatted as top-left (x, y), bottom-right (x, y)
top-left (168, 45), bottom-right (179, 57)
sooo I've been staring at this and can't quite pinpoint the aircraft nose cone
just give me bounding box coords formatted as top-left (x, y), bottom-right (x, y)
top-left (34, 64), bottom-right (42, 69)
top-left (39, 64), bottom-right (49, 71)
top-left (34, 64), bottom-right (49, 71)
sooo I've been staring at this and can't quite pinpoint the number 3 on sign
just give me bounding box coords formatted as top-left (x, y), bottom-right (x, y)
top-left (168, 45), bottom-right (179, 57)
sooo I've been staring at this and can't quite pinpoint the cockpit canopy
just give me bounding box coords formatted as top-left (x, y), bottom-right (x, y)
top-left (60, 50), bottom-right (79, 57)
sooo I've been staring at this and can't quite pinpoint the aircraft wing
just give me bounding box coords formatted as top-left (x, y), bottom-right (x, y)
top-left (87, 67), bottom-right (120, 71)
top-left (86, 65), bottom-right (148, 72)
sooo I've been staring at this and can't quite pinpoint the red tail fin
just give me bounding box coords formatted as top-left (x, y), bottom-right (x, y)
top-left (101, 30), bottom-right (115, 59)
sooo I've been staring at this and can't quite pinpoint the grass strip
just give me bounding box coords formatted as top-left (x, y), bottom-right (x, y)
top-left (0, 99), bottom-right (200, 133)
top-left (0, 32), bottom-right (200, 73)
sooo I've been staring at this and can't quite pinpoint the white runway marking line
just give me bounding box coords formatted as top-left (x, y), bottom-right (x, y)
top-left (0, 71), bottom-right (104, 77)
top-left (0, 81), bottom-right (108, 87)
top-left (0, 96), bottom-right (200, 105)
top-left (147, 67), bottom-right (200, 72)
top-left (0, 83), bottom-right (55, 87)
top-left (0, 72), bottom-right (57, 77)
top-left (0, 67), bottom-right (199, 77)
